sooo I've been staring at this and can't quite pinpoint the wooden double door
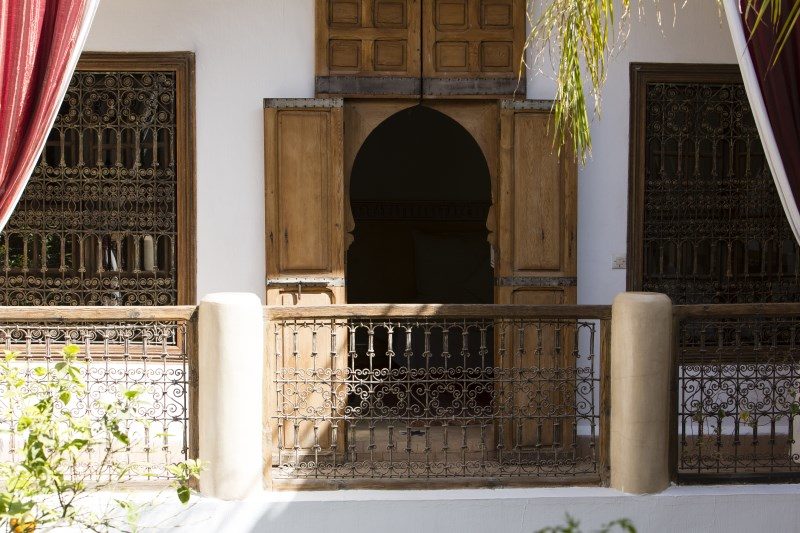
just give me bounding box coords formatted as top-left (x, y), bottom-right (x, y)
top-left (264, 98), bottom-right (576, 307)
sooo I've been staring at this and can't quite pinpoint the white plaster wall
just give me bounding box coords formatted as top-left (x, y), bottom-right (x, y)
top-left (84, 0), bottom-right (317, 302)
top-left (85, 0), bottom-right (736, 304)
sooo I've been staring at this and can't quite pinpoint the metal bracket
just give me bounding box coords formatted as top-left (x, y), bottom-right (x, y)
top-left (263, 98), bottom-right (343, 109)
top-left (266, 277), bottom-right (345, 287)
top-left (500, 99), bottom-right (554, 111)
top-left (495, 276), bottom-right (577, 287)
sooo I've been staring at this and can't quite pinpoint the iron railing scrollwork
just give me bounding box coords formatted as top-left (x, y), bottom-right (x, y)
top-left (674, 303), bottom-right (800, 483)
top-left (0, 306), bottom-right (197, 482)
top-left (268, 305), bottom-right (609, 485)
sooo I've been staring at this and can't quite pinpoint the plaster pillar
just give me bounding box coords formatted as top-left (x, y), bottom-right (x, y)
top-left (199, 292), bottom-right (265, 499)
top-left (610, 292), bottom-right (672, 494)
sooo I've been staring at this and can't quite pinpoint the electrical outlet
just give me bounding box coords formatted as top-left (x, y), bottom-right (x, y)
top-left (612, 255), bottom-right (627, 270)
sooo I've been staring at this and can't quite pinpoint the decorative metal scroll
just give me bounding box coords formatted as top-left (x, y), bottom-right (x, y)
top-left (676, 314), bottom-right (800, 482)
top-left (643, 82), bottom-right (800, 304)
top-left (0, 319), bottom-right (191, 481)
top-left (271, 315), bottom-right (602, 481)
top-left (0, 71), bottom-right (178, 306)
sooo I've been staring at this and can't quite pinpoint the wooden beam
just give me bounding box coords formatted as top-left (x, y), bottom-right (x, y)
top-left (265, 304), bottom-right (611, 320)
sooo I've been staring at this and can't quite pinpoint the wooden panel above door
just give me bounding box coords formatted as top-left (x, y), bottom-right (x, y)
top-left (315, 0), bottom-right (526, 98)
top-left (316, 0), bottom-right (422, 97)
top-left (422, 0), bottom-right (525, 97)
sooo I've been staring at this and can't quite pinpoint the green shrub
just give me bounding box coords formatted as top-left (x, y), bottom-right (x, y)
top-left (0, 345), bottom-right (202, 532)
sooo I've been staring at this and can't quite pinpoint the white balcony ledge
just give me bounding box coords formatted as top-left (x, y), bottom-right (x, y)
top-left (125, 484), bottom-right (800, 532)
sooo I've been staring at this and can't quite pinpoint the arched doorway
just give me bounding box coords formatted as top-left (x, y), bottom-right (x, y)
top-left (346, 105), bottom-right (493, 304)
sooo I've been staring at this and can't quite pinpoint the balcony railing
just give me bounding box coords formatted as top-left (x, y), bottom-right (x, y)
top-left (7, 296), bottom-right (799, 492)
top-left (673, 303), bottom-right (800, 483)
top-left (0, 306), bottom-right (197, 483)
top-left (266, 304), bottom-right (611, 488)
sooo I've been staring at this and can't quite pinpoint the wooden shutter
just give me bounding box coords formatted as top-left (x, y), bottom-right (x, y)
top-left (264, 99), bottom-right (348, 464)
top-left (316, 0), bottom-right (422, 97)
top-left (422, 0), bottom-right (525, 97)
top-left (495, 101), bottom-right (577, 449)
top-left (496, 101), bottom-right (577, 305)
top-left (264, 98), bottom-right (346, 306)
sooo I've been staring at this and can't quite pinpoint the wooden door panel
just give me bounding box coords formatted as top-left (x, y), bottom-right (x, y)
top-left (422, 0), bottom-right (525, 97)
top-left (270, 290), bottom-right (347, 459)
top-left (265, 100), bottom-right (348, 464)
top-left (264, 99), bottom-right (345, 294)
top-left (511, 113), bottom-right (563, 271)
top-left (496, 101), bottom-right (578, 451)
top-left (317, 0), bottom-right (422, 97)
top-left (276, 111), bottom-right (332, 272)
top-left (497, 101), bottom-right (577, 288)
top-left (500, 288), bottom-right (577, 449)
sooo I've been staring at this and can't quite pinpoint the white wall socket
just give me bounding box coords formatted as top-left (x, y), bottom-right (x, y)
top-left (612, 255), bottom-right (627, 269)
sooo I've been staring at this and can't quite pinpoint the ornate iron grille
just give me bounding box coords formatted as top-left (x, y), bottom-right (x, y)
top-left (642, 81), bottom-right (800, 304)
top-left (270, 310), bottom-right (605, 484)
top-left (0, 313), bottom-right (194, 482)
top-left (0, 70), bottom-right (178, 305)
top-left (676, 308), bottom-right (800, 482)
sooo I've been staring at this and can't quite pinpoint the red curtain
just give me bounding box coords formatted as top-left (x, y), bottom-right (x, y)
top-left (0, 0), bottom-right (98, 231)
top-left (725, 0), bottom-right (800, 243)
top-left (744, 3), bottom-right (800, 210)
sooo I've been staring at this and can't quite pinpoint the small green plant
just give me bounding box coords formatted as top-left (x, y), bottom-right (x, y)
top-left (0, 345), bottom-right (203, 531)
top-left (536, 514), bottom-right (636, 533)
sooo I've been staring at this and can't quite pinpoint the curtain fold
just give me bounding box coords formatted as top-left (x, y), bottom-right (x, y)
top-left (724, 0), bottom-right (800, 244)
top-left (0, 0), bottom-right (98, 232)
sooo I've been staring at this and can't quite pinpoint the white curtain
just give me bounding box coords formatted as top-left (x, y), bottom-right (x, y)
top-left (723, 0), bottom-right (800, 244)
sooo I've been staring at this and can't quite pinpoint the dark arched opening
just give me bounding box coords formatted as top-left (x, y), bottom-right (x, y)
top-left (347, 105), bottom-right (493, 304)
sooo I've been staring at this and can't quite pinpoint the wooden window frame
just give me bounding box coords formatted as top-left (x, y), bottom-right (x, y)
top-left (76, 52), bottom-right (197, 304)
top-left (626, 62), bottom-right (743, 292)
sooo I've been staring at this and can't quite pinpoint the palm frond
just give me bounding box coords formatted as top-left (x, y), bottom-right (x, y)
top-left (744, 0), bottom-right (800, 64)
top-left (526, 0), bottom-right (800, 164)
top-left (524, 0), bottom-right (631, 163)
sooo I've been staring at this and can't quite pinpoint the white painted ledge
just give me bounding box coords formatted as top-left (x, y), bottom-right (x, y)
top-left (128, 484), bottom-right (800, 532)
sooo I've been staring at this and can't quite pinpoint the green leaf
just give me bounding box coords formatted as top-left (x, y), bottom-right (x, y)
top-left (67, 438), bottom-right (89, 450)
top-left (62, 344), bottom-right (80, 358)
top-left (166, 464), bottom-right (183, 477)
top-left (124, 388), bottom-right (142, 400)
top-left (177, 484), bottom-right (191, 504)
top-left (32, 367), bottom-right (47, 377)
top-left (59, 391), bottom-right (71, 405)
top-left (110, 426), bottom-right (130, 446)
top-left (16, 416), bottom-right (32, 430)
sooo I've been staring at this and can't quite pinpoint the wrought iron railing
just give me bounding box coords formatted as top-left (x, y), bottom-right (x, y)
top-left (673, 303), bottom-right (800, 483)
top-left (267, 304), bottom-right (610, 487)
top-left (0, 306), bottom-right (197, 482)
